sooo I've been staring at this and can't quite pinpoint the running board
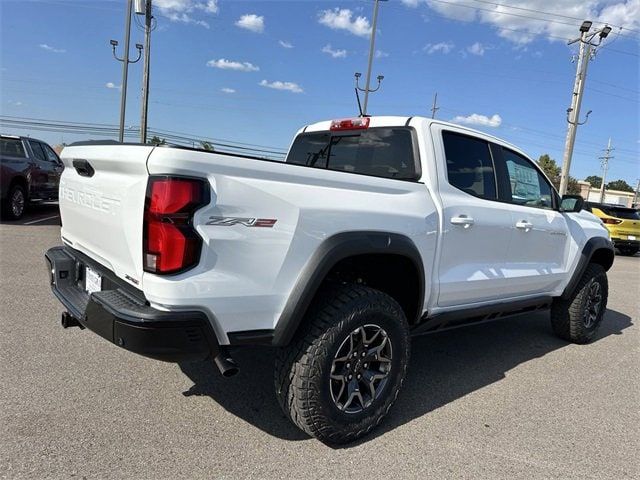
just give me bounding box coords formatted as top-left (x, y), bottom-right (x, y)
top-left (411, 296), bottom-right (552, 337)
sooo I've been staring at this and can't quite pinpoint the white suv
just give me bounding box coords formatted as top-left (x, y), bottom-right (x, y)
top-left (46, 116), bottom-right (614, 444)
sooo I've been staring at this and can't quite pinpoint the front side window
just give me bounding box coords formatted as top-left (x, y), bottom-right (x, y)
top-left (502, 148), bottom-right (553, 210)
top-left (28, 140), bottom-right (47, 162)
top-left (442, 131), bottom-right (497, 200)
top-left (0, 138), bottom-right (26, 158)
top-left (43, 144), bottom-right (60, 163)
top-left (286, 128), bottom-right (418, 180)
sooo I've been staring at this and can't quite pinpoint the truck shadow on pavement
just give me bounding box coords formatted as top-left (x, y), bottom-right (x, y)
top-left (178, 308), bottom-right (632, 446)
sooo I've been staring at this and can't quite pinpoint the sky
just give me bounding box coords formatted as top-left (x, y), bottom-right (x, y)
top-left (1, 0), bottom-right (639, 186)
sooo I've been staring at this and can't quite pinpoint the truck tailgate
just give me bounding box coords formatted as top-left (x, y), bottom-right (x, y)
top-left (58, 145), bottom-right (154, 288)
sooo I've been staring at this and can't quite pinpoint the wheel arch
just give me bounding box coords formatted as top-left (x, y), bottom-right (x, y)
top-left (561, 236), bottom-right (614, 300)
top-left (272, 231), bottom-right (425, 346)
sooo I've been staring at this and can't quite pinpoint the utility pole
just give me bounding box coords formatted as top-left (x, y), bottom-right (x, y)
top-left (110, 0), bottom-right (143, 143)
top-left (598, 138), bottom-right (614, 203)
top-left (138, 0), bottom-right (153, 144)
top-left (559, 20), bottom-right (612, 195)
top-left (632, 179), bottom-right (640, 207)
top-left (430, 92), bottom-right (439, 119)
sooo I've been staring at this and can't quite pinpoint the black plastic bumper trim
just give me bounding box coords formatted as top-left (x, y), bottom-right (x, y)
top-left (45, 246), bottom-right (219, 363)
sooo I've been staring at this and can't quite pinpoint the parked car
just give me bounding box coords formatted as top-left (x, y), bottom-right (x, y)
top-left (585, 202), bottom-right (640, 256)
top-left (45, 116), bottom-right (613, 444)
top-left (0, 134), bottom-right (63, 220)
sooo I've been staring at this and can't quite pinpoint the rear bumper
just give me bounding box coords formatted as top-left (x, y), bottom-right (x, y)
top-left (45, 246), bottom-right (219, 362)
top-left (612, 238), bottom-right (639, 250)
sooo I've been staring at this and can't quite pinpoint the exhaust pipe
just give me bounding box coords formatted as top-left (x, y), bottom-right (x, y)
top-left (214, 348), bottom-right (239, 377)
top-left (61, 312), bottom-right (84, 329)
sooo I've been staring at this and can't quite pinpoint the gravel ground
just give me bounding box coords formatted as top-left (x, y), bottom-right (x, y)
top-left (1, 209), bottom-right (638, 479)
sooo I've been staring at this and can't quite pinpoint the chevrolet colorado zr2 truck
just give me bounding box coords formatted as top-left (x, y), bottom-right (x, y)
top-left (46, 116), bottom-right (614, 444)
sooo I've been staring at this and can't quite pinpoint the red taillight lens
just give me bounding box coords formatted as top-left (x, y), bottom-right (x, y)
top-left (330, 117), bottom-right (370, 131)
top-left (143, 176), bottom-right (209, 275)
top-left (602, 218), bottom-right (622, 225)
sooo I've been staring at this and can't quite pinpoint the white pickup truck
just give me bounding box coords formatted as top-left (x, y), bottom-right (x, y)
top-left (46, 116), bottom-right (614, 444)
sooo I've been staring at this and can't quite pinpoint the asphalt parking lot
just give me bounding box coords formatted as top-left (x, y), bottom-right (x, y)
top-left (1, 208), bottom-right (638, 479)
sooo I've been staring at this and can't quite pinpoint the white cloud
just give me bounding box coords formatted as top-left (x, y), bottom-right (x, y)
top-left (220, 87), bottom-right (236, 94)
top-left (39, 44), bottom-right (65, 53)
top-left (318, 8), bottom-right (372, 38)
top-left (236, 14), bottom-right (264, 33)
top-left (467, 42), bottom-right (485, 56)
top-left (105, 82), bottom-right (121, 90)
top-left (259, 80), bottom-right (303, 94)
top-left (322, 44), bottom-right (347, 58)
top-left (424, 42), bottom-right (454, 54)
top-left (154, 0), bottom-right (218, 28)
top-left (375, 50), bottom-right (390, 58)
top-left (401, 0), bottom-right (640, 45)
top-left (279, 40), bottom-right (294, 49)
top-left (452, 113), bottom-right (503, 127)
top-left (206, 58), bottom-right (259, 72)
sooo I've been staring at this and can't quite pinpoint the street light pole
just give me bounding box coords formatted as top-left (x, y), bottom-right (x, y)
top-left (598, 137), bottom-right (614, 203)
top-left (119, 0), bottom-right (133, 143)
top-left (140, 0), bottom-right (152, 144)
top-left (362, 0), bottom-right (383, 116)
top-left (559, 20), bottom-right (612, 195)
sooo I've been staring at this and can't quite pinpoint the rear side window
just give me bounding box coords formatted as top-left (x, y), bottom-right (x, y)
top-left (0, 138), bottom-right (26, 158)
top-left (442, 131), bottom-right (497, 200)
top-left (286, 128), bottom-right (418, 180)
top-left (502, 148), bottom-right (554, 210)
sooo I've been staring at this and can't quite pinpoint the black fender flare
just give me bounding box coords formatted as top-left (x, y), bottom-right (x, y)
top-left (561, 236), bottom-right (615, 300)
top-left (272, 231), bottom-right (425, 346)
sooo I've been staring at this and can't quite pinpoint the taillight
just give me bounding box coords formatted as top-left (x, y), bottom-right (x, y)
top-left (330, 117), bottom-right (370, 131)
top-left (143, 176), bottom-right (209, 275)
top-left (602, 218), bottom-right (622, 225)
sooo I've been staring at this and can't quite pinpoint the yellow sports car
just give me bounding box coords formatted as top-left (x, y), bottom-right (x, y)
top-left (586, 202), bottom-right (640, 256)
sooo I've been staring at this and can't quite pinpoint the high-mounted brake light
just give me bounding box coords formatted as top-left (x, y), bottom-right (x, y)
top-left (143, 176), bottom-right (209, 275)
top-left (330, 117), bottom-right (370, 131)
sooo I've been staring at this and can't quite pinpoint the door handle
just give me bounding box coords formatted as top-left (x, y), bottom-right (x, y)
top-left (515, 220), bottom-right (533, 231)
top-left (450, 215), bottom-right (475, 228)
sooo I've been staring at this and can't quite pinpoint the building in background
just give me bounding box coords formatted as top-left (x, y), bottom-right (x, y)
top-left (578, 181), bottom-right (636, 207)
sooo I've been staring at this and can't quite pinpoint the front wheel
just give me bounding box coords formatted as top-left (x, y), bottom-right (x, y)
top-left (551, 263), bottom-right (608, 344)
top-left (274, 284), bottom-right (410, 444)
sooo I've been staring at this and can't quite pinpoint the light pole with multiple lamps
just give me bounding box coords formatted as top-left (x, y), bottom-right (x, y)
top-left (558, 20), bottom-right (612, 195)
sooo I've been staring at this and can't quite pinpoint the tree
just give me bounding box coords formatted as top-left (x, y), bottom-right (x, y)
top-left (200, 141), bottom-right (215, 152)
top-left (536, 154), bottom-right (581, 195)
top-left (584, 175), bottom-right (602, 188)
top-left (606, 179), bottom-right (634, 192)
top-left (148, 136), bottom-right (166, 146)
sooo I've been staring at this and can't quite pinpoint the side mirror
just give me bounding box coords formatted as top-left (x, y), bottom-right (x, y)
top-left (560, 195), bottom-right (584, 213)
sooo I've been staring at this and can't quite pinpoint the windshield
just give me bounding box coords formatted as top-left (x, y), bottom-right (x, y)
top-left (286, 127), bottom-right (418, 180)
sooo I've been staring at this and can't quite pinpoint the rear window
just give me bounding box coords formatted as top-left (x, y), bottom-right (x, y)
top-left (286, 127), bottom-right (418, 180)
top-left (0, 138), bottom-right (26, 158)
top-left (599, 206), bottom-right (640, 220)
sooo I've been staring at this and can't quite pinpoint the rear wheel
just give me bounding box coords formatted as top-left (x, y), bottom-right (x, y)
top-left (2, 184), bottom-right (26, 221)
top-left (618, 247), bottom-right (639, 256)
top-left (551, 263), bottom-right (608, 344)
top-left (274, 284), bottom-right (410, 444)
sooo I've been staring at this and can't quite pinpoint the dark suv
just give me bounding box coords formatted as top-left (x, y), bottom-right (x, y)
top-left (0, 135), bottom-right (63, 220)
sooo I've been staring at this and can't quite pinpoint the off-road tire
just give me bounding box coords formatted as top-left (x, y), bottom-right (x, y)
top-left (550, 263), bottom-right (608, 344)
top-left (2, 184), bottom-right (26, 221)
top-left (274, 284), bottom-right (410, 444)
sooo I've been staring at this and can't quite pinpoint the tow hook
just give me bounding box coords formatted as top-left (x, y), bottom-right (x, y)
top-left (213, 347), bottom-right (239, 377)
top-left (61, 312), bottom-right (84, 329)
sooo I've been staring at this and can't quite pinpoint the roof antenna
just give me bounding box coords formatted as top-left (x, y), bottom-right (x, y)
top-left (354, 87), bottom-right (364, 117)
